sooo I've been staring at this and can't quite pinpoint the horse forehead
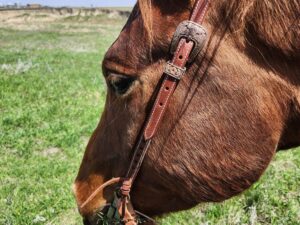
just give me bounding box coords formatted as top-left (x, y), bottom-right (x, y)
top-left (104, 23), bottom-right (151, 70)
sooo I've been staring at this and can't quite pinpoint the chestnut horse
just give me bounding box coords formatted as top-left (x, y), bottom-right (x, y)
top-left (74, 0), bottom-right (300, 224)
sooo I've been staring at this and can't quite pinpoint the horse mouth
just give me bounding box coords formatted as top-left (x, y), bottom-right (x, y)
top-left (82, 204), bottom-right (112, 225)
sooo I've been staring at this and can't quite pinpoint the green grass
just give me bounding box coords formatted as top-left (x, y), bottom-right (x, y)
top-left (0, 15), bottom-right (299, 225)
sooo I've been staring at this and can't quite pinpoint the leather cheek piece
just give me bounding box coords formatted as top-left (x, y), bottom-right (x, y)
top-left (93, 1), bottom-right (211, 224)
top-left (144, 40), bottom-right (194, 140)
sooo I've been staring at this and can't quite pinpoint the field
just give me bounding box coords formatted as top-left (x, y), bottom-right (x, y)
top-left (0, 9), bottom-right (300, 225)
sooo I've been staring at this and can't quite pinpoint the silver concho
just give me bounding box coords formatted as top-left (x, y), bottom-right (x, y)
top-left (170, 20), bottom-right (207, 63)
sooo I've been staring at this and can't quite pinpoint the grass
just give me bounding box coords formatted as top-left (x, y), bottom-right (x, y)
top-left (0, 13), bottom-right (299, 225)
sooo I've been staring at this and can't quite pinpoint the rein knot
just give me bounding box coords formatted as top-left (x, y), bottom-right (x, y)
top-left (120, 178), bottom-right (133, 197)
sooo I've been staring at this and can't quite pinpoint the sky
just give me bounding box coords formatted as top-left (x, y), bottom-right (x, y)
top-left (0, 0), bottom-right (136, 7)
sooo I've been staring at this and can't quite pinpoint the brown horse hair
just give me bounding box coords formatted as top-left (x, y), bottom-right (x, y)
top-left (138, 0), bottom-right (300, 58)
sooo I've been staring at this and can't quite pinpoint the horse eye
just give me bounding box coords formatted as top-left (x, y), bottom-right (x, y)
top-left (108, 74), bottom-right (135, 95)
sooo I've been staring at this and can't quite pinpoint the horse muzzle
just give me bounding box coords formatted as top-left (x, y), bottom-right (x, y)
top-left (82, 192), bottom-right (156, 225)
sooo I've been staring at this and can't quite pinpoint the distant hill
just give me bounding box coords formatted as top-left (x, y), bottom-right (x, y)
top-left (0, 7), bottom-right (132, 23)
top-left (0, 6), bottom-right (132, 16)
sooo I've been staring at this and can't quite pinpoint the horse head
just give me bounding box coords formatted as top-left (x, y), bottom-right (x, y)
top-left (74, 0), bottom-right (300, 224)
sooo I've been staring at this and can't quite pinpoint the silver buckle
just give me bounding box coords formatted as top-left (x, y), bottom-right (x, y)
top-left (164, 61), bottom-right (186, 80)
top-left (170, 20), bottom-right (207, 63)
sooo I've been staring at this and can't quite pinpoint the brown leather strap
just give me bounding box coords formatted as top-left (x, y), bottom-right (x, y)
top-left (144, 40), bottom-right (194, 140)
top-left (191, 0), bottom-right (210, 23)
top-left (124, 0), bottom-right (209, 182)
top-left (144, 0), bottom-right (209, 140)
top-left (126, 138), bottom-right (152, 180)
top-left (81, 2), bottom-right (210, 224)
top-left (118, 1), bottom-right (210, 224)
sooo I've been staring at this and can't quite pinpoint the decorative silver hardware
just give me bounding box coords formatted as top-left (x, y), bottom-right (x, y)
top-left (170, 20), bottom-right (207, 63)
top-left (164, 61), bottom-right (186, 80)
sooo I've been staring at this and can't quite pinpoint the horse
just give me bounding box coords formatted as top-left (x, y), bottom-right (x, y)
top-left (73, 0), bottom-right (300, 224)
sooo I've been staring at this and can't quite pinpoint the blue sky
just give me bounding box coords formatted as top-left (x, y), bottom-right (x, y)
top-left (0, 0), bottom-right (136, 7)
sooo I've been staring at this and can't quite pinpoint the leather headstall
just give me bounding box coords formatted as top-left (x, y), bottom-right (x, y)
top-left (81, 0), bottom-right (210, 224)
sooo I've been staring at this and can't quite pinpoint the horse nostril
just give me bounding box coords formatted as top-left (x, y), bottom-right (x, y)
top-left (83, 218), bottom-right (91, 225)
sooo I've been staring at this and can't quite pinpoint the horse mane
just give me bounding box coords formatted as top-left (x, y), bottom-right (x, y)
top-left (211, 0), bottom-right (300, 58)
top-left (138, 0), bottom-right (300, 58)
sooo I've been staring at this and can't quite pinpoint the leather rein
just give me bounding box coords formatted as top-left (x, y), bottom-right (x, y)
top-left (81, 0), bottom-right (210, 224)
